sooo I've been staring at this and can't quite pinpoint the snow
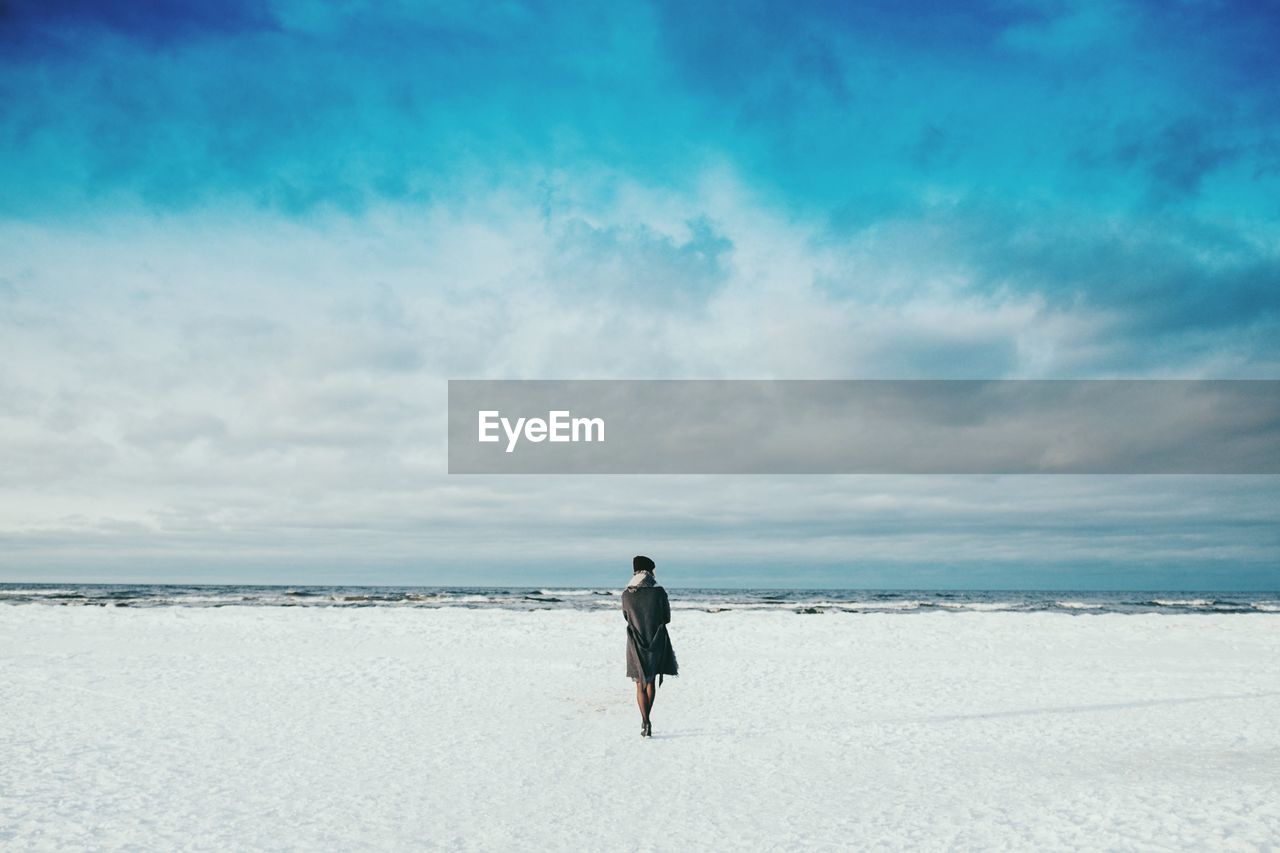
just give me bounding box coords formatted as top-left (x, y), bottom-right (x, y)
top-left (2, 606), bottom-right (1278, 850)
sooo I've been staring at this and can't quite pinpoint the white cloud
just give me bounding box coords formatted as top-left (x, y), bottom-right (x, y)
top-left (0, 171), bottom-right (1274, 582)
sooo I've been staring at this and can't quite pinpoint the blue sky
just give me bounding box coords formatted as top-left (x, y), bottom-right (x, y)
top-left (1, 0), bottom-right (1278, 587)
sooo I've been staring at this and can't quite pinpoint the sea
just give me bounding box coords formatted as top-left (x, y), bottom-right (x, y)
top-left (0, 584), bottom-right (1277, 614)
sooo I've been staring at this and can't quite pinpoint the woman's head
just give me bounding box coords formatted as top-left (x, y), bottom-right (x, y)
top-left (633, 555), bottom-right (655, 574)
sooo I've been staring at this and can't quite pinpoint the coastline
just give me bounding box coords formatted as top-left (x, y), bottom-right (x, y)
top-left (3, 583), bottom-right (1277, 614)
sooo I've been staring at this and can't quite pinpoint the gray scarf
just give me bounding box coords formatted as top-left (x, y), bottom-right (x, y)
top-left (626, 570), bottom-right (656, 590)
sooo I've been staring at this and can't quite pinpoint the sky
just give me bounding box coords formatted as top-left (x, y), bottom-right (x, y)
top-left (1, 0), bottom-right (1278, 588)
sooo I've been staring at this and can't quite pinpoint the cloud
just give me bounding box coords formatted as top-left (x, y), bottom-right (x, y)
top-left (1, 175), bottom-right (1277, 583)
top-left (955, 209), bottom-right (1280, 346)
top-left (3, 472), bottom-right (1277, 588)
top-left (547, 215), bottom-right (733, 307)
top-left (3, 0), bottom-right (1278, 223)
top-left (1114, 117), bottom-right (1240, 203)
top-left (2, 1), bottom-right (1278, 584)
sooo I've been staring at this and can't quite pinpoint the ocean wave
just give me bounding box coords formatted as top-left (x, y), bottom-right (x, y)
top-left (848, 601), bottom-right (924, 610)
top-left (2, 585), bottom-right (1276, 615)
top-left (932, 601), bottom-right (1020, 611)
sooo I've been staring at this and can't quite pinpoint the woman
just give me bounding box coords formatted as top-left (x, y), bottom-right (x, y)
top-left (622, 555), bottom-right (677, 737)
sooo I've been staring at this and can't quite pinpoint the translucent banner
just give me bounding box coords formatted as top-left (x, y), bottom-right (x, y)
top-left (447, 380), bottom-right (1280, 474)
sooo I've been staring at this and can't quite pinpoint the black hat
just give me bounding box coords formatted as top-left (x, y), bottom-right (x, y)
top-left (633, 555), bottom-right (655, 573)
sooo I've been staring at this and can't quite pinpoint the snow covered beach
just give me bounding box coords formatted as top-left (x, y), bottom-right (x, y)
top-left (2, 605), bottom-right (1278, 851)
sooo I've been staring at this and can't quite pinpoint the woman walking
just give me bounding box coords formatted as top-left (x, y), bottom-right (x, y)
top-left (622, 555), bottom-right (677, 737)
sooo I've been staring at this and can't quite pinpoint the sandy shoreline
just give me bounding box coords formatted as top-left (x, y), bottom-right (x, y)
top-left (3, 607), bottom-right (1277, 850)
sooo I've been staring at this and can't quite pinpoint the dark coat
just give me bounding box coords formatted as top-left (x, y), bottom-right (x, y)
top-left (622, 586), bottom-right (678, 682)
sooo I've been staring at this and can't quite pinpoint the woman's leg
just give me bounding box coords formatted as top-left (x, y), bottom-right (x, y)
top-left (634, 680), bottom-right (650, 729)
top-left (643, 681), bottom-right (656, 734)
